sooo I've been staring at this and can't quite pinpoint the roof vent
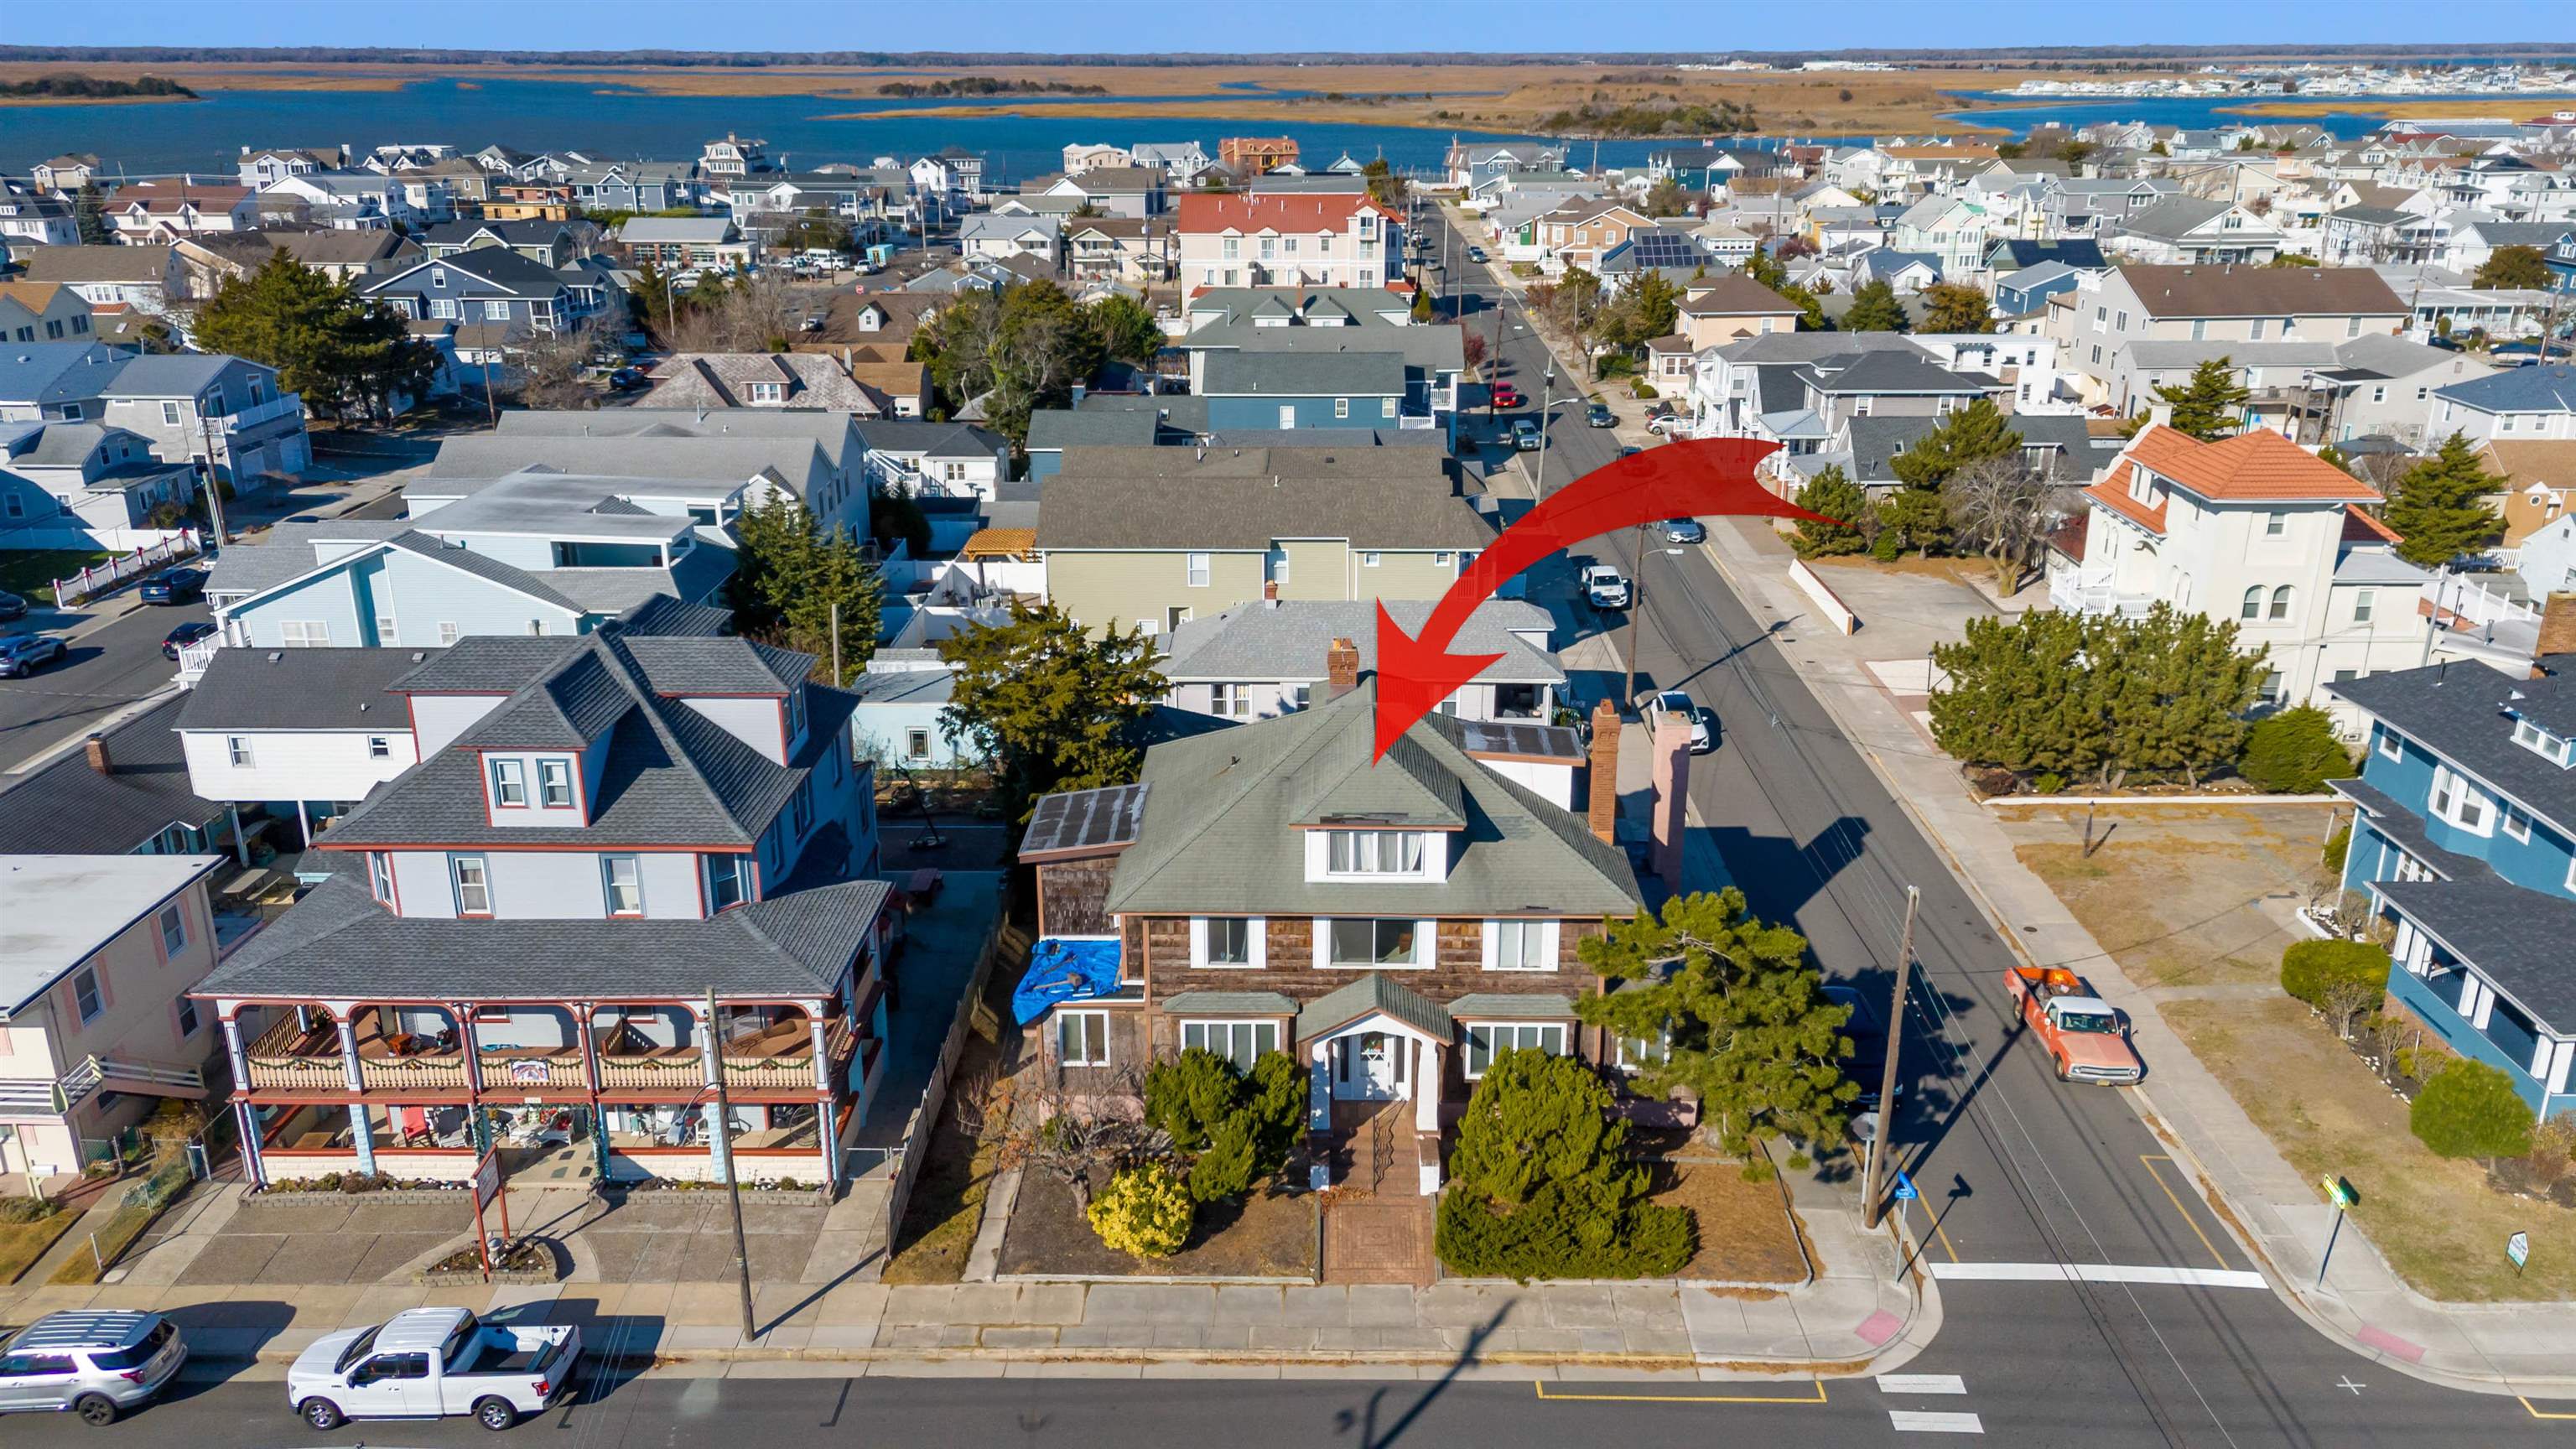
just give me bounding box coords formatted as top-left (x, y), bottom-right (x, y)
top-left (412, 652), bottom-right (426, 662)
top-left (267, 651), bottom-right (283, 662)
top-left (357, 701), bottom-right (370, 711)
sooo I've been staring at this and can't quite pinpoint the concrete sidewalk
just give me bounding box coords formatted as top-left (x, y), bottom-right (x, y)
top-left (1696, 515), bottom-right (2576, 1399)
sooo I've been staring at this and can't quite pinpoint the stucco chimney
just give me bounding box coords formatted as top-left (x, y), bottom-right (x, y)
top-left (1587, 699), bottom-right (1621, 846)
top-left (85, 732), bottom-right (112, 776)
top-left (2537, 592), bottom-right (2576, 667)
top-left (1325, 636), bottom-right (1360, 697)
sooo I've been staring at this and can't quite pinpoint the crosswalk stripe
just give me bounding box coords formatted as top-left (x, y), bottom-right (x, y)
top-left (1877, 1374), bottom-right (1968, 1395)
top-left (1929, 1260), bottom-right (2268, 1289)
top-left (1889, 1410), bottom-right (1986, 1433)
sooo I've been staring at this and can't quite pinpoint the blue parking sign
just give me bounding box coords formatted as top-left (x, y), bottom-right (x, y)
top-left (1894, 1171), bottom-right (1919, 1202)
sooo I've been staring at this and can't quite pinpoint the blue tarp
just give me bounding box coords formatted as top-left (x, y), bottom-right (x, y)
top-left (1011, 937), bottom-right (1124, 1024)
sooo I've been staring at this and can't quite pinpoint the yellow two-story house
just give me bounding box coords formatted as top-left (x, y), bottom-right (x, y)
top-left (1036, 446), bottom-right (1499, 640)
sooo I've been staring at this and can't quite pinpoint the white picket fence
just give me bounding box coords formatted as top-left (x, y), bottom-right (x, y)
top-left (49, 530), bottom-right (203, 606)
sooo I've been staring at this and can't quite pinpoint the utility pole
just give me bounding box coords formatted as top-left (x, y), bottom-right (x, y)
top-left (705, 985), bottom-right (758, 1343)
top-left (1622, 520), bottom-right (1647, 714)
top-left (829, 600), bottom-right (843, 686)
top-left (1534, 358), bottom-right (1556, 499)
top-left (193, 412), bottom-right (231, 546)
top-left (1861, 886), bottom-right (1920, 1231)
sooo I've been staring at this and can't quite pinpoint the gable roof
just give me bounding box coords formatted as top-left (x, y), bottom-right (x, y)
top-left (17, 246), bottom-right (172, 285)
top-left (1202, 349), bottom-right (1405, 397)
top-left (1177, 191), bottom-right (1394, 234)
top-left (1162, 599), bottom-right (1560, 686)
top-left (1682, 273), bottom-right (1802, 317)
top-left (1036, 449), bottom-right (1492, 552)
top-left (2433, 363), bottom-right (2576, 414)
top-left (369, 247), bottom-right (568, 297)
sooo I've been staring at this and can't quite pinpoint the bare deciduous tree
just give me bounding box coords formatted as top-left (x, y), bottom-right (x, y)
top-left (953, 1060), bottom-right (1168, 1212)
top-left (1943, 453), bottom-right (2058, 595)
top-left (513, 316), bottom-right (613, 411)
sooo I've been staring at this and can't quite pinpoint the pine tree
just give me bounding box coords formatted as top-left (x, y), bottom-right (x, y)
top-left (1843, 278), bottom-right (1909, 333)
top-left (73, 180), bottom-right (109, 245)
top-left (1919, 281), bottom-right (1994, 334)
top-left (2151, 357), bottom-right (2251, 441)
top-left (1576, 890), bottom-right (1857, 1155)
top-left (1790, 465), bottom-right (1871, 558)
top-left (2382, 431), bottom-right (2504, 569)
top-left (2473, 245), bottom-right (2552, 291)
top-left (724, 493), bottom-right (885, 681)
top-left (190, 252), bottom-right (437, 422)
top-left (938, 601), bottom-right (1166, 820)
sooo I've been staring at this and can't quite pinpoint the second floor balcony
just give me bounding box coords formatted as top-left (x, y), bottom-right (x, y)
top-left (2046, 558), bottom-right (2158, 619)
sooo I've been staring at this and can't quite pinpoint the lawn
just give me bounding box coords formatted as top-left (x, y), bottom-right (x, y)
top-left (1642, 1159), bottom-right (1811, 1285)
top-left (2165, 998), bottom-right (2576, 1302)
top-left (998, 1171), bottom-right (1316, 1280)
top-left (0, 1207), bottom-right (79, 1284)
top-left (2007, 803), bottom-right (2338, 992)
top-left (880, 1069), bottom-right (1000, 1285)
top-left (0, 548), bottom-right (109, 605)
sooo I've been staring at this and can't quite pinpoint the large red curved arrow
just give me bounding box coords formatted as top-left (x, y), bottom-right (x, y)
top-left (1374, 436), bottom-right (1828, 759)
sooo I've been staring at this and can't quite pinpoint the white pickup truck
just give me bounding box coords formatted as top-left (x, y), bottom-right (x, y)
top-left (289, 1306), bottom-right (579, 1432)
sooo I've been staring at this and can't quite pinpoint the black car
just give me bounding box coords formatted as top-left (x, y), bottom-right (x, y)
top-left (0, 633), bottom-right (68, 678)
top-left (1822, 984), bottom-right (1898, 1107)
top-left (1585, 402), bottom-right (1616, 428)
top-left (161, 620), bottom-right (219, 659)
top-left (0, 589), bottom-right (27, 621)
top-left (138, 568), bottom-right (208, 605)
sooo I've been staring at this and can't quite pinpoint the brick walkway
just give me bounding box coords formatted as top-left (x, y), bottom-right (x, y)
top-left (1322, 1102), bottom-right (1431, 1285)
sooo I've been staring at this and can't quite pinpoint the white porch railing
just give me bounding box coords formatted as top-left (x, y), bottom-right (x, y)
top-left (221, 392), bottom-right (306, 434)
top-left (2044, 558), bottom-right (2156, 618)
top-left (49, 529), bottom-right (202, 607)
top-left (2423, 570), bottom-right (2537, 630)
top-left (176, 635), bottom-right (224, 686)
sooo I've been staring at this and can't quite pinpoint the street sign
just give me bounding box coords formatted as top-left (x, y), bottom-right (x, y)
top-left (2320, 1175), bottom-right (2355, 1209)
top-left (1893, 1171), bottom-right (1919, 1202)
top-left (2509, 1231), bottom-right (2531, 1274)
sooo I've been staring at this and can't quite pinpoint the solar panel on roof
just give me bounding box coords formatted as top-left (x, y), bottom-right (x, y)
top-left (1020, 782), bottom-right (1150, 858)
top-left (1456, 721), bottom-right (1581, 761)
top-left (1628, 232), bottom-right (1700, 269)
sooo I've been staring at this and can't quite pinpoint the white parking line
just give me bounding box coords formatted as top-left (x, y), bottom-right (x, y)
top-left (1888, 1410), bottom-right (1986, 1433)
top-left (1876, 1374), bottom-right (1969, 1394)
top-left (1929, 1260), bottom-right (2268, 1288)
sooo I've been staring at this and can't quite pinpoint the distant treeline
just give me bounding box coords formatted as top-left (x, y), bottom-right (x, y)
top-left (1539, 100), bottom-right (1758, 138)
top-left (0, 44), bottom-right (2571, 68)
top-left (0, 71), bottom-right (196, 99)
top-left (875, 76), bottom-right (1107, 97)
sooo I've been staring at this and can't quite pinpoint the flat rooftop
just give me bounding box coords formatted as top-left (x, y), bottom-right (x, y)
top-left (1, 854), bottom-right (226, 1015)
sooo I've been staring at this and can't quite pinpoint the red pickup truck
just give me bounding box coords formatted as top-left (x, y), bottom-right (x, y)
top-left (2007, 967), bottom-right (2143, 1085)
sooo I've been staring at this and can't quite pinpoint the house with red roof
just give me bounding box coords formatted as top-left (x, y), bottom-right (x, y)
top-left (2047, 422), bottom-right (2434, 721)
top-left (1176, 192), bottom-right (1405, 296)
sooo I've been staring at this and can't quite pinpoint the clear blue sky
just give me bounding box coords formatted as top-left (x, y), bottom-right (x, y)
top-left (7, 0), bottom-right (2571, 54)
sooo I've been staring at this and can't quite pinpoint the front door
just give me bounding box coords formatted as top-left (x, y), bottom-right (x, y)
top-left (1337, 1032), bottom-right (1405, 1102)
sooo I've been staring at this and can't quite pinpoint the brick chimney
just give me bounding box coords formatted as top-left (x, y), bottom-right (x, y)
top-left (1587, 698), bottom-right (1621, 846)
top-left (1325, 636), bottom-right (1360, 697)
top-left (2537, 593), bottom-right (2576, 672)
top-left (85, 732), bottom-right (112, 776)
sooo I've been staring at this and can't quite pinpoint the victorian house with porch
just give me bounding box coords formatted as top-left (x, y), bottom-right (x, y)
top-left (191, 622), bottom-right (890, 1191)
top-left (1014, 649), bottom-right (1644, 1198)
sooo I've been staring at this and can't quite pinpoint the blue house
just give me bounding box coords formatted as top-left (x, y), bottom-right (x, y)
top-left (2329, 660), bottom-right (2576, 1119)
top-left (361, 249), bottom-right (610, 338)
top-left (1995, 262), bottom-right (2088, 319)
top-left (1200, 351), bottom-right (1410, 433)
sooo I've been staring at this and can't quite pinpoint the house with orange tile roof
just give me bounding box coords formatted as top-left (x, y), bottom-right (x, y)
top-left (1176, 191), bottom-right (1403, 296)
top-left (2048, 422), bottom-right (2433, 723)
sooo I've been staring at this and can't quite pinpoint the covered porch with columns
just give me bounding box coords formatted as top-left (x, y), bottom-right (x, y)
top-left (1295, 974), bottom-right (1454, 1196)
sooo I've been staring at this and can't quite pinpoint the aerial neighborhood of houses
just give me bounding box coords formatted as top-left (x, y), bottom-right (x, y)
top-left (10, 63), bottom-right (2576, 1414)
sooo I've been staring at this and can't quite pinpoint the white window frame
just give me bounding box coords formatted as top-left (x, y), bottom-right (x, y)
top-left (438, 621), bottom-right (460, 647)
top-left (1186, 552), bottom-right (1210, 588)
top-left (601, 854), bottom-right (644, 916)
top-left (1317, 917), bottom-right (1432, 969)
top-left (2377, 726), bottom-right (2403, 761)
top-left (2354, 589), bottom-right (2375, 625)
top-left (451, 854), bottom-right (492, 914)
top-left (1189, 916), bottom-right (1265, 969)
top-left (2428, 764), bottom-right (2495, 836)
top-left (1463, 1021), bottom-right (1566, 1077)
top-left (490, 758), bottom-right (527, 808)
top-left (1381, 396), bottom-right (1399, 419)
top-left (73, 965), bottom-right (104, 1024)
top-left (1483, 918), bottom-right (1560, 973)
top-left (903, 727), bottom-right (932, 761)
top-left (1209, 682), bottom-right (1252, 719)
top-left (158, 902), bottom-right (187, 956)
top-left (279, 620), bottom-right (330, 647)
top-left (707, 854), bottom-right (748, 911)
top-left (2504, 805), bottom-right (2532, 844)
top-left (1323, 829), bottom-right (1430, 878)
top-left (1617, 1030), bottom-right (1670, 1072)
top-left (1057, 1009), bottom-right (1110, 1066)
top-left (226, 735), bottom-right (253, 768)
top-left (1334, 397), bottom-right (1350, 419)
top-left (367, 851), bottom-right (395, 904)
top-left (1182, 1020), bottom-right (1278, 1070)
top-left (538, 757), bottom-right (574, 808)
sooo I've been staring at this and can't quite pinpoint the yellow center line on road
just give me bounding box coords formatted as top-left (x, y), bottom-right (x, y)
top-left (1534, 1379), bottom-right (1829, 1405)
top-left (2140, 1153), bottom-right (2229, 1270)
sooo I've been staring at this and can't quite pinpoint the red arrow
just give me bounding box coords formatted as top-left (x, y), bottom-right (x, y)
top-left (1374, 436), bottom-right (1831, 759)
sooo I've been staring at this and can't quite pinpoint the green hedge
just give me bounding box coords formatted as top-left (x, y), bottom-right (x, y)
top-left (2279, 939), bottom-right (2390, 1010)
top-left (2410, 1060), bottom-right (2535, 1159)
top-left (2238, 706), bottom-right (2350, 792)
top-left (1436, 1182), bottom-right (1695, 1281)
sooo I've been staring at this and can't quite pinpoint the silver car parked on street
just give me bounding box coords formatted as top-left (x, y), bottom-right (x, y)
top-left (0, 1311), bottom-right (188, 1426)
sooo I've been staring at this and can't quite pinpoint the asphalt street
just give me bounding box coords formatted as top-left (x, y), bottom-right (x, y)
top-left (1415, 204), bottom-right (2565, 1446)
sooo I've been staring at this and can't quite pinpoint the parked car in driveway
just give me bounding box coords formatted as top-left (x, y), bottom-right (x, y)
top-left (138, 568), bottom-right (207, 605)
top-left (161, 620), bottom-right (219, 659)
top-left (1585, 402), bottom-right (1616, 428)
top-left (0, 1311), bottom-right (188, 1426)
top-left (0, 633), bottom-right (68, 677)
top-left (0, 589), bottom-right (27, 621)
top-left (1490, 382), bottom-right (1525, 409)
top-left (1661, 517), bottom-right (1706, 545)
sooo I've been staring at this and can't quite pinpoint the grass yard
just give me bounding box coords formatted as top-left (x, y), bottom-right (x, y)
top-left (0, 1207), bottom-right (79, 1284)
top-left (880, 1081), bottom-right (999, 1285)
top-left (2006, 803), bottom-right (2339, 992)
top-left (999, 1171), bottom-right (1316, 1280)
top-left (0, 548), bottom-right (108, 605)
top-left (1643, 1159), bottom-right (1811, 1285)
top-left (2165, 998), bottom-right (2576, 1302)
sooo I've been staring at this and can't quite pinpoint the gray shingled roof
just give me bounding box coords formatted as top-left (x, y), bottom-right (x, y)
top-left (2376, 877), bottom-right (2576, 1030)
top-left (176, 647), bottom-right (436, 731)
top-left (197, 873), bottom-right (886, 1000)
top-left (2433, 363), bottom-right (2576, 414)
top-left (1202, 350), bottom-right (1405, 397)
top-left (203, 520), bottom-right (421, 596)
top-left (1158, 989), bottom-right (1299, 1015)
top-left (1448, 992), bottom-right (1576, 1020)
top-left (1296, 973), bottom-right (1455, 1043)
top-left (1161, 599), bottom-right (1561, 686)
top-left (387, 532), bottom-right (586, 613)
top-left (2329, 661), bottom-right (2576, 837)
top-left (1038, 449), bottom-right (1492, 553)
top-left (1100, 678), bottom-right (1640, 918)
top-left (0, 697), bottom-right (226, 854)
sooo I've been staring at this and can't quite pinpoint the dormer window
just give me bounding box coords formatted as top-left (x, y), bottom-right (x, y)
top-left (706, 854), bottom-right (749, 911)
top-left (785, 687), bottom-right (807, 743)
top-left (490, 758), bottom-right (527, 807)
top-left (2512, 717), bottom-right (2576, 767)
top-left (1327, 829), bottom-right (1426, 875)
top-left (538, 758), bottom-right (574, 808)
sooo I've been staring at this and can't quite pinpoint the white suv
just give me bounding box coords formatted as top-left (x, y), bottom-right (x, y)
top-left (1645, 690), bottom-right (1716, 754)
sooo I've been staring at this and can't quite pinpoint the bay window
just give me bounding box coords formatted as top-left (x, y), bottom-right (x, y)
top-left (2428, 764), bottom-right (2493, 835)
top-left (1464, 1021), bottom-right (1566, 1077)
top-left (1182, 1020), bottom-right (1279, 1070)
